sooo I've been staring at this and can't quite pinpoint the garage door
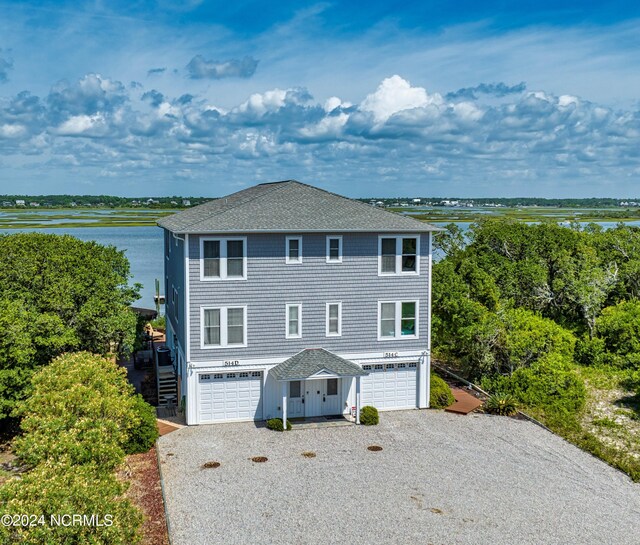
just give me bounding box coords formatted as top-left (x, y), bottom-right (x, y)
top-left (198, 371), bottom-right (263, 423)
top-left (360, 362), bottom-right (417, 410)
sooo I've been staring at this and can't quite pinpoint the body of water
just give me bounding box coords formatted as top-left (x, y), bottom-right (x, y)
top-left (3, 217), bottom-right (640, 311)
top-left (0, 226), bottom-right (164, 310)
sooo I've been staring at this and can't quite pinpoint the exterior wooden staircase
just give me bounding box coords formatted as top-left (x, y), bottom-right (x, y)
top-left (156, 347), bottom-right (178, 408)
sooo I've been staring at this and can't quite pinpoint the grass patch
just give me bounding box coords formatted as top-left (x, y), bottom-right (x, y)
top-left (0, 209), bottom-right (176, 229)
top-left (390, 206), bottom-right (640, 224)
top-left (553, 365), bottom-right (640, 482)
top-left (592, 417), bottom-right (624, 430)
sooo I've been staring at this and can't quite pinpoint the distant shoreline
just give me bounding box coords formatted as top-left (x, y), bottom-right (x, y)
top-left (1, 206), bottom-right (639, 229)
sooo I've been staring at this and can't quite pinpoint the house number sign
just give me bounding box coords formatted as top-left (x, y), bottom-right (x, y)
top-left (383, 352), bottom-right (399, 358)
top-left (224, 360), bottom-right (240, 366)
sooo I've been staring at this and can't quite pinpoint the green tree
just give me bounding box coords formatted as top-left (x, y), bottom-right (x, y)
top-left (499, 308), bottom-right (576, 374)
top-left (0, 233), bottom-right (139, 419)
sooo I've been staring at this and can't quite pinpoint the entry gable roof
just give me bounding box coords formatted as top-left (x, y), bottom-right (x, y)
top-left (269, 348), bottom-right (368, 381)
top-left (158, 180), bottom-right (440, 233)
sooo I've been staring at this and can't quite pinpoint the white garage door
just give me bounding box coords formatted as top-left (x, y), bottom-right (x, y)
top-left (360, 362), bottom-right (417, 410)
top-left (198, 371), bottom-right (263, 423)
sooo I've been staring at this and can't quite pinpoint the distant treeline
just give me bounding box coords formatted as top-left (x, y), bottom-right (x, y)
top-left (361, 197), bottom-right (637, 208)
top-left (1, 194), bottom-right (637, 210)
top-left (0, 194), bottom-right (212, 208)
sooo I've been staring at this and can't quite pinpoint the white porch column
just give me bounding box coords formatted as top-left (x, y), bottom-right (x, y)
top-left (418, 352), bottom-right (429, 409)
top-left (186, 365), bottom-right (196, 425)
top-left (426, 352), bottom-right (431, 408)
top-left (355, 376), bottom-right (361, 424)
top-left (281, 381), bottom-right (288, 425)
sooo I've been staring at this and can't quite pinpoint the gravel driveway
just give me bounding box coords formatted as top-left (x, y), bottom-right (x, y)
top-left (157, 410), bottom-right (640, 545)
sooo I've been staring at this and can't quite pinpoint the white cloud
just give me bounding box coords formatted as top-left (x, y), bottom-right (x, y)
top-left (0, 123), bottom-right (26, 138)
top-left (235, 88), bottom-right (288, 116)
top-left (2, 72), bottom-right (640, 196)
top-left (558, 95), bottom-right (579, 107)
top-left (359, 75), bottom-right (443, 123)
top-left (55, 114), bottom-right (106, 136)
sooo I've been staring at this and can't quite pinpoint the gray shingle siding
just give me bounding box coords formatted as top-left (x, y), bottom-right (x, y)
top-left (187, 232), bottom-right (430, 361)
top-left (164, 228), bottom-right (186, 351)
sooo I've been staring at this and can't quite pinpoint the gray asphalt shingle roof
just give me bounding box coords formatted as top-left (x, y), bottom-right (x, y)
top-left (269, 348), bottom-right (368, 381)
top-left (158, 180), bottom-right (439, 233)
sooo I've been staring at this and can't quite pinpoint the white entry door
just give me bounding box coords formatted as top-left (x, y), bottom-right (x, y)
top-left (198, 371), bottom-right (263, 423)
top-left (322, 378), bottom-right (341, 415)
top-left (287, 380), bottom-right (304, 418)
top-left (305, 381), bottom-right (323, 417)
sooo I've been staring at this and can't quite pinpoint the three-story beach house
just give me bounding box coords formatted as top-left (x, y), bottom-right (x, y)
top-left (158, 180), bottom-right (439, 425)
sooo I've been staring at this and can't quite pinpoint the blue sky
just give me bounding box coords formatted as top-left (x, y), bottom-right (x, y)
top-left (0, 1), bottom-right (639, 198)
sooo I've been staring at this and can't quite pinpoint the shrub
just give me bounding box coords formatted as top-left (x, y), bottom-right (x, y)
top-left (575, 336), bottom-right (606, 366)
top-left (0, 463), bottom-right (142, 545)
top-left (484, 393), bottom-right (518, 416)
top-left (124, 394), bottom-right (159, 454)
top-left (266, 418), bottom-right (291, 431)
top-left (360, 405), bottom-right (379, 425)
top-left (13, 352), bottom-right (139, 469)
top-left (596, 301), bottom-right (640, 356)
top-left (430, 374), bottom-right (455, 408)
top-left (482, 354), bottom-right (586, 420)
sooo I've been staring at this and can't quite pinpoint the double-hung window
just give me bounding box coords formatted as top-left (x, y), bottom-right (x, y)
top-left (378, 301), bottom-right (418, 340)
top-left (286, 236), bottom-right (302, 264)
top-left (326, 236), bottom-right (342, 263)
top-left (326, 302), bottom-right (342, 336)
top-left (201, 306), bottom-right (247, 348)
top-left (378, 236), bottom-right (420, 275)
top-left (200, 237), bottom-right (247, 280)
top-left (286, 303), bottom-right (302, 338)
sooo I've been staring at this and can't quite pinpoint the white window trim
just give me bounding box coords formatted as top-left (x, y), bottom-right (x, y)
top-left (377, 300), bottom-right (419, 341)
top-left (285, 236), bottom-right (303, 264)
top-left (377, 235), bottom-right (420, 276)
top-left (285, 303), bottom-right (302, 339)
top-left (200, 305), bottom-right (248, 349)
top-left (326, 235), bottom-right (343, 263)
top-left (325, 301), bottom-right (342, 337)
top-left (199, 237), bottom-right (247, 281)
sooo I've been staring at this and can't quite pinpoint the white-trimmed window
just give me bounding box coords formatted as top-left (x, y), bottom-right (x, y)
top-left (378, 236), bottom-right (420, 275)
top-left (326, 302), bottom-right (342, 336)
top-left (378, 301), bottom-right (419, 340)
top-left (286, 236), bottom-right (303, 264)
top-left (286, 303), bottom-right (302, 338)
top-left (326, 236), bottom-right (342, 263)
top-left (201, 306), bottom-right (247, 348)
top-left (165, 232), bottom-right (171, 259)
top-left (200, 237), bottom-right (247, 280)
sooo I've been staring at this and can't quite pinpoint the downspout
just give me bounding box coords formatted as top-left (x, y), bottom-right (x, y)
top-left (183, 233), bottom-right (192, 424)
top-left (426, 231), bottom-right (432, 407)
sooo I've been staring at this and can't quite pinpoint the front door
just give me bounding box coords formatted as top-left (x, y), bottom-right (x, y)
top-left (305, 381), bottom-right (323, 417)
top-left (287, 380), bottom-right (304, 418)
top-left (322, 378), bottom-right (341, 416)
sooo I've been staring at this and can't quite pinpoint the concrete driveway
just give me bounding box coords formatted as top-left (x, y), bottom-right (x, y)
top-left (157, 410), bottom-right (640, 545)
